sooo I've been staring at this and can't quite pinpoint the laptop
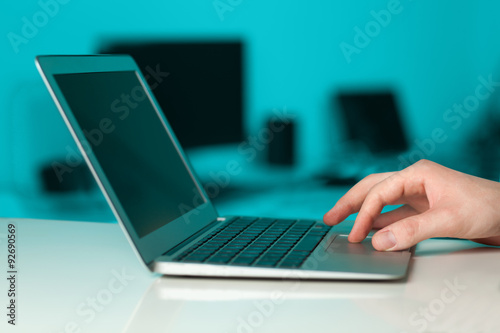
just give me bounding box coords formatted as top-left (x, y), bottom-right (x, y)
top-left (36, 55), bottom-right (412, 280)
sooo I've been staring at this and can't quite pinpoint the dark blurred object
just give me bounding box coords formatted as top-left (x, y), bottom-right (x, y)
top-left (337, 91), bottom-right (408, 153)
top-left (267, 117), bottom-right (295, 165)
top-left (100, 41), bottom-right (244, 148)
top-left (40, 161), bottom-right (94, 192)
top-left (318, 90), bottom-right (408, 186)
top-left (465, 103), bottom-right (500, 181)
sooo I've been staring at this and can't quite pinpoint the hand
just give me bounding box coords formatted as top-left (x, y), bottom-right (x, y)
top-left (323, 160), bottom-right (500, 251)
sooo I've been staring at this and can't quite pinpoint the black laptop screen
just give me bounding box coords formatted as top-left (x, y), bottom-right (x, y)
top-left (54, 71), bottom-right (205, 237)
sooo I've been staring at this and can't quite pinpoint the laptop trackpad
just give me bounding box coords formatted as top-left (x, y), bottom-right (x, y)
top-left (327, 235), bottom-right (408, 255)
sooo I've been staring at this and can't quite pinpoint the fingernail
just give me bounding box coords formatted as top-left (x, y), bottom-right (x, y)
top-left (374, 230), bottom-right (397, 251)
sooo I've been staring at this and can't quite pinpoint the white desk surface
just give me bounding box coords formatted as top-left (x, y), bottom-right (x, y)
top-left (0, 218), bottom-right (499, 333)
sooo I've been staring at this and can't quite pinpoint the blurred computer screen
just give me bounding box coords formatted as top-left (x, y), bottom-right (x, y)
top-left (100, 40), bottom-right (244, 148)
top-left (337, 91), bottom-right (408, 154)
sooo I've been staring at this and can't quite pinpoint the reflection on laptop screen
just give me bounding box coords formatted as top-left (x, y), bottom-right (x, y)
top-left (54, 71), bottom-right (204, 237)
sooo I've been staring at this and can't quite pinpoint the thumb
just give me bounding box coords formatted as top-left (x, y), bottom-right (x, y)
top-left (371, 209), bottom-right (445, 251)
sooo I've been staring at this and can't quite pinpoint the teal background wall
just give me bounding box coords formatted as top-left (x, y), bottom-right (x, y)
top-left (2, 0), bottom-right (500, 217)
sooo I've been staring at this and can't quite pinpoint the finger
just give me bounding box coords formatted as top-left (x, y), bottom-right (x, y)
top-left (349, 173), bottom-right (409, 242)
top-left (372, 205), bottom-right (419, 229)
top-left (372, 209), bottom-right (446, 251)
top-left (323, 172), bottom-right (395, 226)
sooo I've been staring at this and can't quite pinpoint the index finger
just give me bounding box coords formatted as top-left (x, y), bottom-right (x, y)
top-left (323, 172), bottom-right (395, 225)
top-left (349, 170), bottom-right (425, 242)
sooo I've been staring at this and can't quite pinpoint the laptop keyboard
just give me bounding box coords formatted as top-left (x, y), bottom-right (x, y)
top-left (173, 217), bottom-right (331, 268)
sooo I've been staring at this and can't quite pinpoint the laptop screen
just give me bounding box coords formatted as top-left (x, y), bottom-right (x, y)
top-left (54, 71), bottom-right (205, 238)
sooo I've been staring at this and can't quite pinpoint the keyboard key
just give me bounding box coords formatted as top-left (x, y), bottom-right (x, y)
top-left (276, 238), bottom-right (298, 245)
top-left (286, 231), bottom-right (306, 236)
top-left (261, 253), bottom-right (283, 258)
top-left (253, 241), bottom-right (272, 246)
top-left (277, 244), bottom-right (297, 249)
top-left (293, 235), bottom-right (324, 252)
top-left (230, 261), bottom-right (253, 266)
top-left (223, 245), bottom-right (240, 250)
top-left (193, 250), bottom-right (216, 256)
top-left (217, 249), bottom-right (239, 254)
top-left (183, 253), bottom-right (210, 261)
top-left (232, 257), bottom-right (255, 263)
top-left (207, 257), bottom-right (232, 264)
top-left (255, 261), bottom-right (278, 267)
top-left (238, 253), bottom-right (259, 258)
top-left (279, 262), bottom-right (301, 268)
top-left (241, 248), bottom-right (264, 253)
top-left (287, 250), bottom-right (310, 257)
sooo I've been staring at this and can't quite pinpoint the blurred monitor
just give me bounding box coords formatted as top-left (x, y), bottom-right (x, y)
top-left (337, 91), bottom-right (408, 153)
top-left (100, 41), bottom-right (244, 148)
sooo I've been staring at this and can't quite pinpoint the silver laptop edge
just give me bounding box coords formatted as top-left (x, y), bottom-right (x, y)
top-left (36, 55), bottom-right (412, 280)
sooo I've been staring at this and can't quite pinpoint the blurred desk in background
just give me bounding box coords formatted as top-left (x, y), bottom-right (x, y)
top-left (0, 190), bottom-right (115, 222)
top-left (1, 218), bottom-right (499, 333)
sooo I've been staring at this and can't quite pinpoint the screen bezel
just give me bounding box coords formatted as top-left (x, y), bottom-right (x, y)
top-left (36, 55), bottom-right (218, 266)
